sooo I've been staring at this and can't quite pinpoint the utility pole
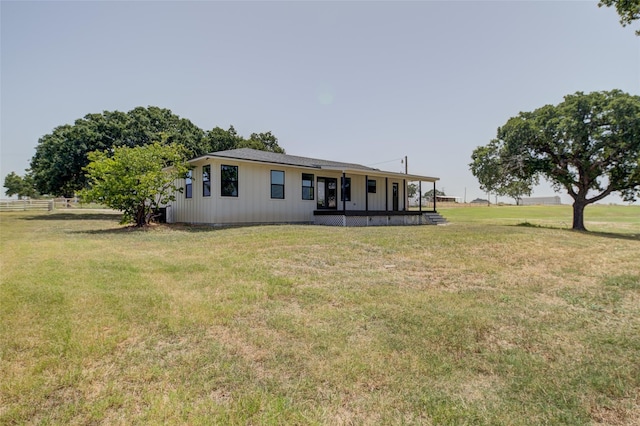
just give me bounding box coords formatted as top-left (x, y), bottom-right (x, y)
top-left (404, 156), bottom-right (408, 211)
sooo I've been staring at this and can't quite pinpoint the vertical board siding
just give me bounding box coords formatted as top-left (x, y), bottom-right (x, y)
top-left (172, 159), bottom-right (317, 225)
top-left (170, 160), bottom-right (412, 225)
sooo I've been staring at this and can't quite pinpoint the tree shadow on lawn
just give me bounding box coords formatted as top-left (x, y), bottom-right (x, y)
top-left (77, 222), bottom-right (289, 235)
top-left (19, 212), bottom-right (230, 235)
top-left (581, 230), bottom-right (640, 242)
top-left (22, 211), bottom-right (123, 222)
top-left (68, 222), bottom-right (225, 235)
top-left (514, 222), bottom-right (640, 242)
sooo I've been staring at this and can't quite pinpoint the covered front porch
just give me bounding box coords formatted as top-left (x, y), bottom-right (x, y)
top-left (312, 167), bottom-right (442, 227)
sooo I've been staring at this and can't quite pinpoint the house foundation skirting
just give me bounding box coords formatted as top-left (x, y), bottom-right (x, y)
top-left (313, 210), bottom-right (435, 227)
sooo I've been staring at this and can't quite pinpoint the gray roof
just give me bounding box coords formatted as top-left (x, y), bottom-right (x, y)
top-left (196, 148), bottom-right (381, 172)
top-left (190, 148), bottom-right (439, 182)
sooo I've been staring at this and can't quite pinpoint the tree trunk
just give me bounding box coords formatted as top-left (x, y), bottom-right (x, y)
top-left (572, 200), bottom-right (587, 231)
top-left (135, 205), bottom-right (147, 227)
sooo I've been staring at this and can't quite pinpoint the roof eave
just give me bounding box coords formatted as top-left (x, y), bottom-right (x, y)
top-left (189, 153), bottom-right (325, 170)
top-left (188, 152), bottom-right (439, 182)
top-left (319, 166), bottom-right (439, 182)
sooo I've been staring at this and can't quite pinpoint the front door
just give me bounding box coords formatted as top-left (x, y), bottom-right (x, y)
top-left (317, 177), bottom-right (338, 209)
top-left (392, 183), bottom-right (399, 211)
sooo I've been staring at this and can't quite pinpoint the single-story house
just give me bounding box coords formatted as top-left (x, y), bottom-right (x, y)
top-left (167, 148), bottom-right (444, 226)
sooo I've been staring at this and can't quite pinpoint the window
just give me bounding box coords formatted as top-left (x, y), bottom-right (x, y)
top-left (185, 170), bottom-right (192, 198)
top-left (302, 173), bottom-right (314, 200)
top-left (341, 177), bottom-right (351, 201)
top-left (368, 179), bottom-right (377, 194)
top-left (271, 170), bottom-right (285, 199)
top-left (203, 165), bottom-right (211, 197)
top-left (221, 165), bottom-right (238, 197)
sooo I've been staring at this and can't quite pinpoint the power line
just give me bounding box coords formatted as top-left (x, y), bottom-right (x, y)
top-left (366, 158), bottom-right (404, 167)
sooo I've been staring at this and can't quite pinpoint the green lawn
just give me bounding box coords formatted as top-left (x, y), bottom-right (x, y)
top-left (440, 204), bottom-right (640, 234)
top-left (1, 208), bottom-right (639, 424)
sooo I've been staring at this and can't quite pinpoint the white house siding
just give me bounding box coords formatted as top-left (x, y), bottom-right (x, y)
top-left (172, 159), bottom-right (319, 225)
top-left (170, 158), bottom-right (412, 225)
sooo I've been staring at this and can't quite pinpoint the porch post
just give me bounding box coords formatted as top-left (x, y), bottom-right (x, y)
top-left (419, 181), bottom-right (422, 213)
top-left (433, 181), bottom-right (437, 212)
top-left (403, 179), bottom-right (406, 211)
top-left (342, 172), bottom-right (346, 213)
top-left (385, 177), bottom-right (389, 211)
top-left (365, 175), bottom-right (369, 212)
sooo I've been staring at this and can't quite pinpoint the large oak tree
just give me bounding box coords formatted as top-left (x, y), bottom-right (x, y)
top-left (28, 107), bottom-right (285, 197)
top-left (30, 107), bottom-right (205, 197)
top-left (471, 90), bottom-right (640, 231)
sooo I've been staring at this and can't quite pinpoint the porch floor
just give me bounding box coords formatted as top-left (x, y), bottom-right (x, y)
top-left (313, 210), bottom-right (444, 226)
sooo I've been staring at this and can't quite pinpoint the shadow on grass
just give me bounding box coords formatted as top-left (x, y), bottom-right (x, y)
top-left (70, 222), bottom-right (226, 235)
top-left (18, 212), bottom-right (258, 235)
top-left (74, 223), bottom-right (260, 236)
top-left (514, 222), bottom-right (640, 242)
top-left (74, 226), bottom-right (150, 235)
top-left (22, 212), bottom-right (123, 222)
top-left (584, 230), bottom-right (640, 242)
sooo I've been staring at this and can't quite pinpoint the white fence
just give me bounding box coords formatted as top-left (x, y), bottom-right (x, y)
top-left (0, 199), bottom-right (54, 212)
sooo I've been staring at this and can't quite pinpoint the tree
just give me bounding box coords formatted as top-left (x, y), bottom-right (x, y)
top-left (30, 107), bottom-right (207, 197)
top-left (243, 131), bottom-right (286, 153)
top-left (407, 183), bottom-right (418, 200)
top-left (3, 172), bottom-right (38, 199)
top-left (599, 0), bottom-right (640, 34)
top-left (470, 139), bottom-right (538, 205)
top-left (30, 107), bottom-right (285, 197)
top-left (205, 125), bottom-right (243, 152)
top-left (422, 188), bottom-right (446, 201)
top-left (471, 90), bottom-right (640, 231)
top-left (81, 143), bottom-right (191, 227)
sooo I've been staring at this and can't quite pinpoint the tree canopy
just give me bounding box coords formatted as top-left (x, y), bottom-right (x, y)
top-left (204, 127), bottom-right (285, 153)
top-left (599, 0), bottom-right (640, 34)
top-left (244, 131), bottom-right (285, 153)
top-left (470, 90), bottom-right (640, 231)
top-left (28, 107), bottom-right (285, 197)
top-left (470, 139), bottom-right (538, 205)
top-left (3, 171), bottom-right (38, 199)
top-left (422, 188), bottom-right (446, 199)
top-left (205, 125), bottom-right (243, 152)
top-left (30, 107), bottom-right (205, 197)
top-left (81, 143), bottom-right (191, 227)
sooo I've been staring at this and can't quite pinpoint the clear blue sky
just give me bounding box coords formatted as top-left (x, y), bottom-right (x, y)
top-left (1, 1), bottom-right (638, 203)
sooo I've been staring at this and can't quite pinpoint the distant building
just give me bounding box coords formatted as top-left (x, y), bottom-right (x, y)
top-left (520, 196), bottom-right (561, 206)
top-left (416, 195), bottom-right (461, 205)
top-left (470, 198), bottom-right (490, 204)
top-left (435, 195), bottom-right (461, 203)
